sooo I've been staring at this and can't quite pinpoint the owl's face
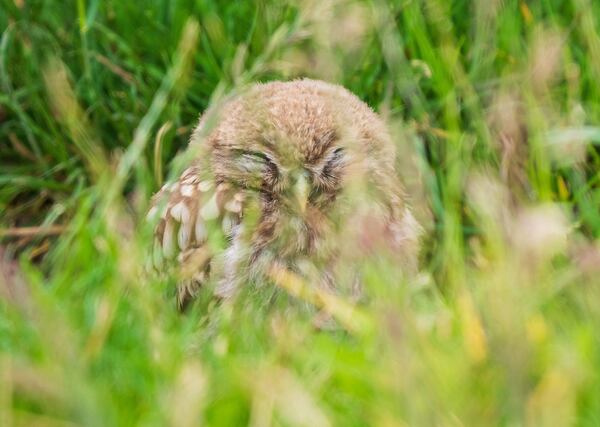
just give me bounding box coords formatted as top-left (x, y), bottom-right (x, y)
top-left (212, 130), bottom-right (348, 260)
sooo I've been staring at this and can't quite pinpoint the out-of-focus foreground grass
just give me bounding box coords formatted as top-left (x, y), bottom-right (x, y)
top-left (2, 0), bottom-right (600, 425)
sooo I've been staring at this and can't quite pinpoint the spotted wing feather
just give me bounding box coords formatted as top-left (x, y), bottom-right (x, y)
top-left (148, 165), bottom-right (244, 308)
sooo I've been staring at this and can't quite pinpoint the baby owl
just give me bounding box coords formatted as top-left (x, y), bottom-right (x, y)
top-left (149, 79), bottom-right (421, 308)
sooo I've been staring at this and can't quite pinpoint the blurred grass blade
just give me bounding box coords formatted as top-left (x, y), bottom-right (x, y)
top-left (154, 121), bottom-right (172, 187)
top-left (108, 18), bottom-right (200, 199)
top-left (42, 58), bottom-right (107, 179)
top-left (268, 264), bottom-right (373, 335)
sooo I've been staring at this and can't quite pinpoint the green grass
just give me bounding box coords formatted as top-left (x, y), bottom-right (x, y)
top-left (2, 0), bottom-right (600, 425)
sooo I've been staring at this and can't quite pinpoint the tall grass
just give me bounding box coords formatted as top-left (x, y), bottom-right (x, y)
top-left (2, 0), bottom-right (600, 425)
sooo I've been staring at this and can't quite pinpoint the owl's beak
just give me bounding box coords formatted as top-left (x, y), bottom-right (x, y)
top-left (293, 172), bottom-right (309, 214)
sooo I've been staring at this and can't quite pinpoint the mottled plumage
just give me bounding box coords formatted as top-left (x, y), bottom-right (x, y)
top-left (149, 79), bottom-right (420, 308)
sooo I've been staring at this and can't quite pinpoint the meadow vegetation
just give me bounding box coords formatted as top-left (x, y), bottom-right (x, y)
top-left (2, 0), bottom-right (600, 425)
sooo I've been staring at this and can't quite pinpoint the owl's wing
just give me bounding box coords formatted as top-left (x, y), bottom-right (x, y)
top-left (147, 165), bottom-right (244, 308)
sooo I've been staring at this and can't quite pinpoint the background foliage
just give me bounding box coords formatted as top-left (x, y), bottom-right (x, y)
top-left (2, 0), bottom-right (600, 425)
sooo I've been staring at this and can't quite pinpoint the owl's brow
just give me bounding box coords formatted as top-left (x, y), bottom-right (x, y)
top-left (307, 129), bottom-right (339, 163)
top-left (233, 148), bottom-right (278, 165)
top-left (260, 131), bottom-right (280, 152)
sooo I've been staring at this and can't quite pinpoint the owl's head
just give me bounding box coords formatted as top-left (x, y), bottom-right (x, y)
top-left (196, 80), bottom-right (402, 263)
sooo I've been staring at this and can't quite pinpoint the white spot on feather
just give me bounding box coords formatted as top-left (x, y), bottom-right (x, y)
top-left (195, 209), bottom-right (207, 243)
top-left (180, 185), bottom-right (194, 197)
top-left (178, 220), bottom-right (192, 250)
top-left (162, 220), bottom-right (176, 258)
top-left (200, 194), bottom-right (220, 220)
top-left (198, 181), bottom-right (212, 192)
top-left (170, 201), bottom-right (190, 223)
top-left (224, 199), bottom-right (242, 213)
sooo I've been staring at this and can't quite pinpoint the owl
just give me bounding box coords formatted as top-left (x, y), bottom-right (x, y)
top-left (149, 79), bottom-right (421, 308)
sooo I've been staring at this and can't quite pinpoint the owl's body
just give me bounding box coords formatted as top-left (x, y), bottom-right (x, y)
top-left (150, 79), bottom-right (420, 307)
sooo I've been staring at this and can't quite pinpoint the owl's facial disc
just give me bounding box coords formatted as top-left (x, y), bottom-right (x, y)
top-left (220, 143), bottom-right (347, 249)
top-left (215, 142), bottom-right (349, 260)
top-left (273, 146), bottom-right (346, 216)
